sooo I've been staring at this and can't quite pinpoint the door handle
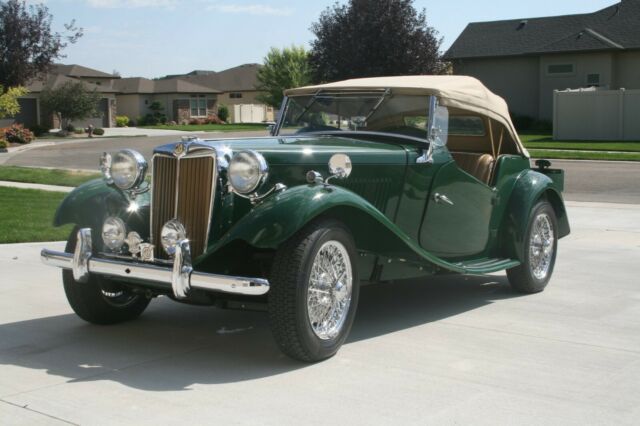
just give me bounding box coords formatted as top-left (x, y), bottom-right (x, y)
top-left (434, 193), bottom-right (454, 206)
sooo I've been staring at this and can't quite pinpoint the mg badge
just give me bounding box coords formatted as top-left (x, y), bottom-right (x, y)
top-left (174, 143), bottom-right (186, 157)
top-left (139, 243), bottom-right (155, 262)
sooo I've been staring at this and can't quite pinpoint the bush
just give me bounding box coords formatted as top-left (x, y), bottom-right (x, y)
top-left (3, 124), bottom-right (35, 144)
top-left (115, 115), bottom-right (130, 127)
top-left (206, 114), bottom-right (225, 124)
top-left (218, 104), bottom-right (229, 122)
top-left (128, 118), bottom-right (136, 127)
top-left (74, 128), bottom-right (85, 134)
top-left (66, 124), bottom-right (75, 133)
top-left (92, 128), bottom-right (105, 136)
top-left (0, 139), bottom-right (7, 149)
top-left (511, 113), bottom-right (553, 133)
top-left (28, 124), bottom-right (51, 137)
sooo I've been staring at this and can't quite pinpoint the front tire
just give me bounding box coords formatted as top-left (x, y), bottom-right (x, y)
top-left (63, 227), bottom-right (151, 325)
top-left (507, 201), bottom-right (558, 294)
top-left (268, 219), bottom-right (360, 362)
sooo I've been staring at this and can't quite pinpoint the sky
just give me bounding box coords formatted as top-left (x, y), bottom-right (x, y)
top-left (37, 0), bottom-right (617, 78)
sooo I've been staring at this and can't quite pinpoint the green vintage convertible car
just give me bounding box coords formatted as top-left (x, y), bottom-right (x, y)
top-left (42, 76), bottom-right (569, 362)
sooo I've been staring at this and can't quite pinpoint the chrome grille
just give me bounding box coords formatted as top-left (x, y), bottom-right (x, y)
top-left (151, 153), bottom-right (216, 259)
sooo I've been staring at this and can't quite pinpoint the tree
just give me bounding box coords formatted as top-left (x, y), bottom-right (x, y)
top-left (0, 85), bottom-right (27, 119)
top-left (0, 0), bottom-right (82, 89)
top-left (309, 0), bottom-right (443, 82)
top-left (256, 46), bottom-right (313, 108)
top-left (40, 81), bottom-right (100, 131)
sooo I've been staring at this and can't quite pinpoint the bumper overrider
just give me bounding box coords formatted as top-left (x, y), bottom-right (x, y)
top-left (40, 228), bottom-right (269, 299)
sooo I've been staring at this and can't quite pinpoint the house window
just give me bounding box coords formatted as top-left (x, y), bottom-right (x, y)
top-left (229, 92), bottom-right (243, 99)
top-left (586, 73), bottom-right (601, 87)
top-left (547, 64), bottom-right (575, 75)
top-left (190, 95), bottom-right (207, 117)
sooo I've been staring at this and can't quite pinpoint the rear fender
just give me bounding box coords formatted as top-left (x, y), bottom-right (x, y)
top-left (501, 169), bottom-right (570, 261)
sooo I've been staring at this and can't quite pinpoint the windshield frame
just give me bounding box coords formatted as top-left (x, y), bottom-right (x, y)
top-left (272, 91), bottom-right (438, 147)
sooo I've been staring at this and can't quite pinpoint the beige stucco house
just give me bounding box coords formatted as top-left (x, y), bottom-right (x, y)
top-left (0, 64), bottom-right (120, 129)
top-left (445, 0), bottom-right (640, 121)
top-left (113, 78), bottom-right (220, 124)
top-left (163, 64), bottom-right (275, 123)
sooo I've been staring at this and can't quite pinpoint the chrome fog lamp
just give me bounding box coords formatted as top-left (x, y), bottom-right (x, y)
top-left (105, 149), bottom-right (147, 190)
top-left (161, 220), bottom-right (187, 256)
top-left (102, 217), bottom-right (127, 251)
top-left (228, 150), bottom-right (268, 194)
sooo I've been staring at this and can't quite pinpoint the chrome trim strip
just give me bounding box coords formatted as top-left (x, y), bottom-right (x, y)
top-left (73, 228), bottom-right (92, 283)
top-left (41, 248), bottom-right (270, 297)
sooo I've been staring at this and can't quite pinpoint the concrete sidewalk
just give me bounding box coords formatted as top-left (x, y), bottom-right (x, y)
top-left (1, 201), bottom-right (639, 424)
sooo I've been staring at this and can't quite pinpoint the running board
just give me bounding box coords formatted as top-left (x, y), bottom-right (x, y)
top-left (451, 258), bottom-right (520, 274)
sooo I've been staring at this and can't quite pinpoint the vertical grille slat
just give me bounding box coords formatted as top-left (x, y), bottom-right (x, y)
top-left (151, 153), bottom-right (216, 259)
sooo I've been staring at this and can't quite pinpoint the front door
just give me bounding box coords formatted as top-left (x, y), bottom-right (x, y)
top-left (420, 160), bottom-right (494, 259)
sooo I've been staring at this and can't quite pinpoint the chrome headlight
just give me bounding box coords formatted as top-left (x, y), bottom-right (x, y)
top-left (228, 150), bottom-right (268, 194)
top-left (102, 217), bottom-right (126, 251)
top-left (102, 149), bottom-right (147, 190)
top-left (160, 220), bottom-right (187, 255)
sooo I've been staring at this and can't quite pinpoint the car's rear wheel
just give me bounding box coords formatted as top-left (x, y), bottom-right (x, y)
top-left (507, 201), bottom-right (558, 294)
top-left (63, 227), bottom-right (151, 325)
top-left (268, 219), bottom-right (360, 362)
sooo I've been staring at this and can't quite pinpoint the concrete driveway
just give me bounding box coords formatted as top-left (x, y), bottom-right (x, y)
top-left (1, 200), bottom-right (639, 424)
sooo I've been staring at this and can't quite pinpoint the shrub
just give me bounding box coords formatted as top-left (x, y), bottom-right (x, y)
top-left (217, 104), bottom-right (229, 122)
top-left (189, 118), bottom-right (206, 125)
top-left (511, 113), bottom-right (552, 133)
top-left (128, 118), bottom-right (136, 127)
top-left (66, 124), bottom-right (75, 132)
top-left (93, 128), bottom-right (105, 136)
top-left (0, 139), bottom-right (7, 149)
top-left (28, 124), bottom-right (51, 137)
top-left (115, 115), bottom-right (130, 127)
top-left (206, 114), bottom-right (225, 124)
top-left (3, 124), bottom-right (35, 144)
top-left (74, 128), bottom-right (84, 134)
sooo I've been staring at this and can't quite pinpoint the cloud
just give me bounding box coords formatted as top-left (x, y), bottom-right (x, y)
top-left (207, 3), bottom-right (293, 16)
top-left (84, 0), bottom-right (177, 8)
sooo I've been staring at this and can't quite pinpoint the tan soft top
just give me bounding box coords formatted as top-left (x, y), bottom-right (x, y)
top-left (285, 75), bottom-right (527, 156)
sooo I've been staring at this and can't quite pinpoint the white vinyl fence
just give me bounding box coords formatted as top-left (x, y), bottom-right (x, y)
top-left (233, 104), bottom-right (267, 123)
top-left (553, 88), bottom-right (640, 141)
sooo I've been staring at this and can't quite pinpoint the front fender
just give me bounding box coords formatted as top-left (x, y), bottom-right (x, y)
top-left (54, 179), bottom-right (150, 229)
top-left (203, 184), bottom-right (469, 273)
top-left (501, 169), bottom-right (570, 261)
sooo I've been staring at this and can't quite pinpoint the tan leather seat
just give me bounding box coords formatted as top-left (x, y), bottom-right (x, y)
top-left (451, 152), bottom-right (495, 185)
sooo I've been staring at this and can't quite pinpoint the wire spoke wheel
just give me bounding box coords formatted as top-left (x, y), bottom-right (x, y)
top-left (307, 241), bottom-right (353, 340)
top-left (528, 213), bottom-right (555, 280)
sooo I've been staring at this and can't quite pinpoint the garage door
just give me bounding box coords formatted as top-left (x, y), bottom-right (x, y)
top-left (72, 98), bottom-right (109, 128)
top-left (0, 98), bottom-right (38, 128)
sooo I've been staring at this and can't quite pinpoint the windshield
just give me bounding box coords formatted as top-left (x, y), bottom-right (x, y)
top-left (276, 92), bottom-right (431, 140)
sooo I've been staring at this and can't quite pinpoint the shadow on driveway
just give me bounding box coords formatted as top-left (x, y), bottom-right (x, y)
top-left (0, 274), bottom-right (517, 391)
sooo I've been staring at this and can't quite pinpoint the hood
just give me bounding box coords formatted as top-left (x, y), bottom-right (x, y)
top-left (154, 135), bottom-right (409, 166)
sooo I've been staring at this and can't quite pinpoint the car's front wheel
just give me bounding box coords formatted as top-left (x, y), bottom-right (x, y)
top-left (268, 219), bottom-right (360, 362)
top-left (62, 227), bottom-right (151, 325)
top-left (507, 200), bottom-right (558, 293)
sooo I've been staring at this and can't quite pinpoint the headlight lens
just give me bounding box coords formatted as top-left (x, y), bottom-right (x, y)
top-left (102, 217), bottom-right (126, 251)
top-left (161, 220), bottom-right (187, 255)
top-left (107, 149), bottom-right (147, 190)
top-left (228, 150), bottom-right (268, 194)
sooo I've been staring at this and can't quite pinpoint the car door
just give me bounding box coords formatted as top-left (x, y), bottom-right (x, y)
top-left (419, 158), bottom-right (494, 259)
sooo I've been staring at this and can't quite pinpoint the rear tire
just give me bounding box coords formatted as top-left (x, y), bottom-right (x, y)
top-left (268, 219), bottom-right (360, 362)
top-left (63, 227), bottom-right (150, 325)
top-left (507, 201), bottom-right (558, 294)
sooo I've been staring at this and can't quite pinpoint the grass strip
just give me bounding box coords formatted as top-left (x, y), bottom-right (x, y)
top-left (0, 166), bottom-right (100, 187)
top-left (0, 187), bottom-right (72, 243)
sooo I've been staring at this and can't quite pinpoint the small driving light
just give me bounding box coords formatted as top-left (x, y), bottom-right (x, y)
top-left (102, 217), bottom-right (127, 251)
top-left (161, 220), bottom-right (187, 255)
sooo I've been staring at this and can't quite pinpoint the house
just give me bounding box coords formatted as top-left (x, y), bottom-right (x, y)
top-left (0, 64), bottom-right (120, 129)
top-left (113, 77), bottom-right (220, 124)
top-left (444, 0), bottom-right (640, 121)
top-left (163, 64), bottom-right (275, 123)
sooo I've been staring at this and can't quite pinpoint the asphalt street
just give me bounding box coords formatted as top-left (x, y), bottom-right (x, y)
top-left (2, 132), bottom-right (640, 204)
top-left (1, 201), bottom-right (639, 424)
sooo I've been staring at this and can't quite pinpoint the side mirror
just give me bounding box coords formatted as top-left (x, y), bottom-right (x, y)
top-left (328, 153), bottom-right (353, 179)
top-left (266, 121), bottom-right (276, 135)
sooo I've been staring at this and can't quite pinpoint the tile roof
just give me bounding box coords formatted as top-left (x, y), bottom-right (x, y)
top-left (51, 64), bottom-right (119, 79)
top-left (161, 63), bottom-right (261, 92)
top-left (113, 77), bottom-right (220, 94)
top-left (26, 74), bottom-right (119, 93)
top-left (445, 0), bottom-right (640, 59)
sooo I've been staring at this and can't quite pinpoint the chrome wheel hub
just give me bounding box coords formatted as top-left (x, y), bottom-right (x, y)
top-left (529, 213), bottom-right (555, 280)
top-left (307, 241), bottom-right (353, 340)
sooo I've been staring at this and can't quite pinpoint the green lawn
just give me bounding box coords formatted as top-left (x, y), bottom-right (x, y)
top-left (0, 187), bottom-right (72, 243)
top-left (0, 166), bottom-right (100, 187)
top-left (521, 134), bottom-right (640, 152)
top-left (142, 123), bottom-right (268, 132)
top-left (528, 149), bottom-right (640, 161)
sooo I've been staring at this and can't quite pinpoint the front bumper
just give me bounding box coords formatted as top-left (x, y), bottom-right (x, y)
top-left (41, 228), bottom-right (269, 298)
